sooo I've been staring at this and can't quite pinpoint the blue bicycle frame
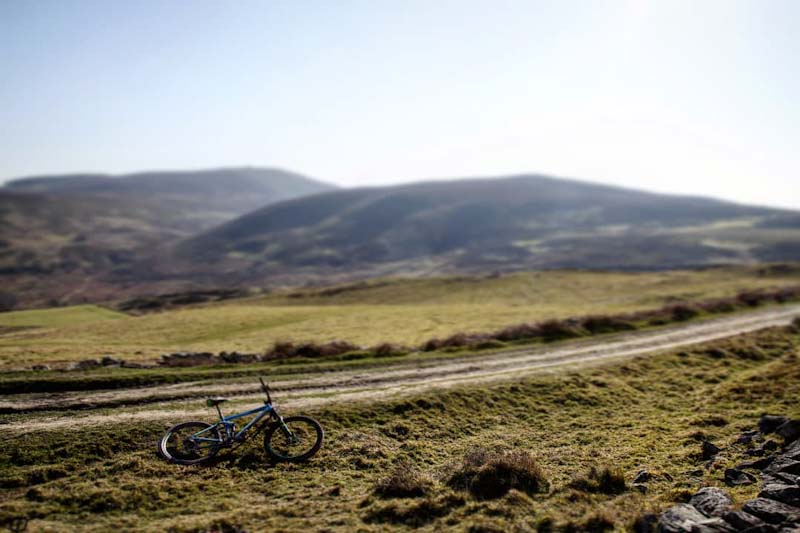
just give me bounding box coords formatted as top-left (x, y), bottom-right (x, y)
top-left (191, 402), bottom-right (284, 446)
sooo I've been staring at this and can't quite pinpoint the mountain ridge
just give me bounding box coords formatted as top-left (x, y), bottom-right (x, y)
top-left (168, 174), bottom-right (798, 277)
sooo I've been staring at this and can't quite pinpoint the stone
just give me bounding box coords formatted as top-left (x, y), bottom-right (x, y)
top-left (634, 470), bottom-right (653, 484)
top-left (703, 441), bottom-right (722, 460)
top-left (777, 421), bottom-right (800, 444)
top-left (31, 364), bottom-right (50, 371)
top-left (766, 457), bottom-right (800, 477)
top-left (764, 473), bottom-right (800, 487)
top-left (159, 352), bottom-right (219, 367)
top-left (690, 517), bottom-right (737, 532)
top-left (739, 430), bottom-right (763, 445)
top-left (690, 487), bottom-right (733, 517)
top-left (219, 351), bottom-right (257, 364)
top-left (761, 415), bottom-right (791, 435)
top-left (725, 468), bottom-right (758, 486)
top-left (722, 510), bottom-right (767, 530)
top-left (760, 483), bottom-right (800, 507)
top-left (101, 356), bottom-right (122, 366)
top-left (742, 497), bottom-right (800, 524)
top-left (71, 359), bottom-right (101, 370)
top-left (121, 361), bottom-right (145, 369)
top-left (786, 440), bottom-right (800, 461)
top-left (738, 456), bottom-right (776, 471)
top-left (658, 503), bottom-right (709, 533)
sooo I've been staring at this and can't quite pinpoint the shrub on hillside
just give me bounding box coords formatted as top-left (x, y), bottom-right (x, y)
top-left (447, 448), bottom-right (548, 500)
top-left (536, 319), bottom-right (585, 342)
top-left (493, 323), bottom-right (540, 342)
top-left (737, 290), bottom-right (767, 307)
top-left (421, 333), bottom-right (490, 352)
top-left (580, 315), bottom-right (636, 335)
top-left (370, 343), bottom-right (411, 358)
top-left (568, 466), bottom-right (627, 495)
top-left (263, 340), bottom-right (359, 360)
top-left (697, 298), bottom-right (737, 314)
top-left (667, 304), bottom-right (700, 322)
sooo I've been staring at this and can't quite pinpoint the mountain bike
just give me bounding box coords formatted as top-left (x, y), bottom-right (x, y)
top-left (159, 378), bottom-right (323, 465)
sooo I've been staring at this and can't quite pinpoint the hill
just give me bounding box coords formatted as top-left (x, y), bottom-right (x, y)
top-left (169, 175), bottom-right (800, 282)
top-left (5, 167), bottom-right (334, 232)
top-left (0, 168), bottom-right (334, 308)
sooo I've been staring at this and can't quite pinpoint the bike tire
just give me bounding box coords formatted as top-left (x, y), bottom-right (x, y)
top-left (159, 421), bottom-right (222, 465)
top-left (263, 415), bottom-right (324, 462)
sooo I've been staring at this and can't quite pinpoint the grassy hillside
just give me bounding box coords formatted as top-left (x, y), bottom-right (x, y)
top-left (1, 266), bottom-right (797, 368)
top-left (0, 168), bottom-right (335, 309)
top-left (171, 175), bottom-right (800, 282)
top-left (5, 167), bottom-right (334, 227)
top-left (1, 326), bottom-right (797, 531)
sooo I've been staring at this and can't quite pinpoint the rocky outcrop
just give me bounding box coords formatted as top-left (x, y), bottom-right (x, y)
top-left (655, 414), bottom-right (800, 532)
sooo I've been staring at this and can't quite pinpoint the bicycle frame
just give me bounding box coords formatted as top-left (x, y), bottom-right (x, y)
top-left (191, 403), bottom-right (283, 446)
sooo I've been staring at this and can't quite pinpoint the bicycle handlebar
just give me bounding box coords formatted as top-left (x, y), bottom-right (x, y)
top-left (259, 377), bottom-right (272, 404)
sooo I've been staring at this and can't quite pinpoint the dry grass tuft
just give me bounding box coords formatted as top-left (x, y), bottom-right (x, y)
top-left (447, 448), bottom-right (548, 500)
top-left (568, 466), bottom-right (627, 495)
top-left (373, 459), bottom-right (434, 498)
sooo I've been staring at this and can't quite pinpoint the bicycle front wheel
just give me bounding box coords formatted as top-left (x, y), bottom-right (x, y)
top-left (264, 415), bottom-right (323, 462)
top-left (159, 421), bottom-right (222, 465)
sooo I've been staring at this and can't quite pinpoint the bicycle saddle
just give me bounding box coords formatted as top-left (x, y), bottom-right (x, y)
top-left (206, 398), bottom-right (228, 407)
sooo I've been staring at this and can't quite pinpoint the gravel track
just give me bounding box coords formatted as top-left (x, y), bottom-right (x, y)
top-left (3, 304), bottom-right (799, 434)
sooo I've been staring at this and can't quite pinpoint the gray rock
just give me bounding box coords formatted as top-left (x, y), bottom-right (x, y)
top-left (726, 468), bottom-right (758, 486)
top-left (742, 497), bottom-right (800, 524)
top-left (786, 440), bottom-right (800, 461)
top-left (101, 356), bottom-right (122, 366)
top-left (691, 487), bottom-right (733, 517)
top-left (739, 456), bottom-right (776, 471)
top-left (778, 421), bottom-right (800, 445)
top-left (739, 430), bottom-right (763, 445)
top-left (703, 441), bottom-right (722, 460)
top-left (658, 504), bottom-right (709, 533)
top-left (30, 364), bottom-right (50, 371)
top-left (722, 510), bottom-right (767, 530)
top-left (766, 457), bottom-right (800, 477)
top-left (768, 473), bottom-right (800, 487)
top-left (634, 470), bottom-right (654, 484)
top-left (761, 483), bottom-right (800, 507)
top-left (219, 351), bottom-right (257, 364)
top-left (159, 352), bottom-right (219, 367)
top-left (71, 358), bottom-right (101, 370)
top-left (690, 518), bottom-right (737, 532)
top-left (120, 361), bottom-right (146, 369)
top-left (761, 415), bottom-right (791, 435)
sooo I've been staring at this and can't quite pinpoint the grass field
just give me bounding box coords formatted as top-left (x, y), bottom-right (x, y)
top-left (1, 325), bottom-right (798, 532)
top-left (0, 266), bottom-right (798, 368)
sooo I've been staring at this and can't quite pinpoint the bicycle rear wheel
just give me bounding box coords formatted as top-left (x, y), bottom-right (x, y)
top-left (159, 421), bottom-right (222, 465)
top-left (264, 416), bottom-right (323, 462)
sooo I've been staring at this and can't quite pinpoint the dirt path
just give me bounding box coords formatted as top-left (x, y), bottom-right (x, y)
top-left (3, 304), bottom-right (799, 434)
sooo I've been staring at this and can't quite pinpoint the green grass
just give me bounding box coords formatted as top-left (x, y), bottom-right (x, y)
top-left (1, 266), bottom-right (798, 368)
top-left (0, 305), bottom-right (128, 329)
top-left (1, 326), bottom-right (798, 531)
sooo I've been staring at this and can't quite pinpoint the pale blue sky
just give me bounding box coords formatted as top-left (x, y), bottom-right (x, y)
top-left (1, 0), bottom-right (798, 208)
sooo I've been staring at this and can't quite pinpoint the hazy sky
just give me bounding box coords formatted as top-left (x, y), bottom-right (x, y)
top-left (1, 0), bottom-right (798, 208)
